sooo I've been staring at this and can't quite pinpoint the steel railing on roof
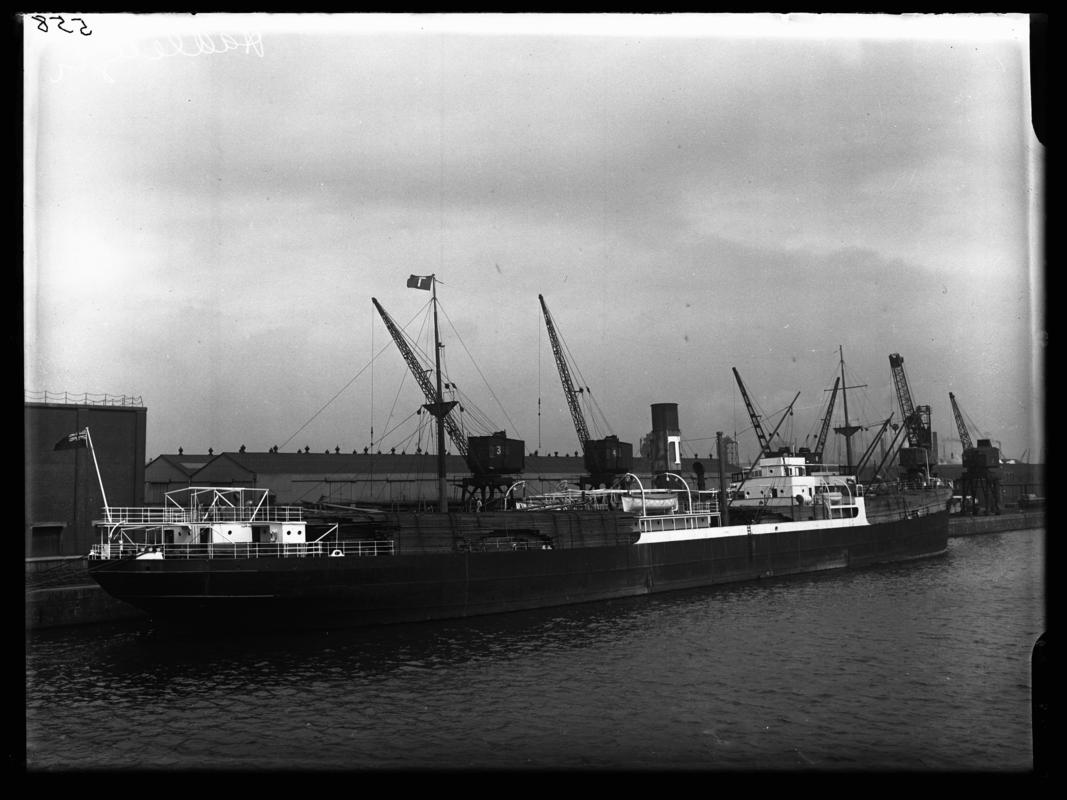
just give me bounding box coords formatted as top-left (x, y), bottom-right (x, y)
top-left (25, 391), bottom-right (144, 407)
top-left (96, 506), bottom-right (306, 524)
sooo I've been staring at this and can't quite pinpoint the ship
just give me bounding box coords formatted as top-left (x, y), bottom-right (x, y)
top-left (85, 456), bottom-right (950, 630)
top-left (83, 278), bottom-right (952, 630)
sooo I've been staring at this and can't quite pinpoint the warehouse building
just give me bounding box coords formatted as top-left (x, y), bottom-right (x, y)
top-left (145, 450), bottom-right (736, 509)
top-left (25, 396), bottom-right (147, 558)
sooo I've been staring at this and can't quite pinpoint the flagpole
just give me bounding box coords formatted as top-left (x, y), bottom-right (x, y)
top-left (84, 427), bottom-right (112, 522)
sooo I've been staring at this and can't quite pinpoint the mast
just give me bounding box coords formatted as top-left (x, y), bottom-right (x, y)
top-left (373, 280), bottom-right (464, 513)
top-left (431, 277), bottom-right (448, 512)
top-left (832, 345), bottom-right (864, 471)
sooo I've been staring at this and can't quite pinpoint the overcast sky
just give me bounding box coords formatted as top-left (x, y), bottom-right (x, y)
top-left (24, 13), bottom-right (1044, 467)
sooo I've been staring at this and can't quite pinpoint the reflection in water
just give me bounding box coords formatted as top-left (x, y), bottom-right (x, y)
top-left (27, 529), bottom-right (1044, 771)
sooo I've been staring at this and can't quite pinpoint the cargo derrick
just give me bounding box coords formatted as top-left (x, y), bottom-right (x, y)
top-left (539, 295), bottom-right (632, 489)
top-left (799, 376), bottom-right (839, 466)
top-left (373, 295), bottom-right (523, 510)
top-left (727, 381), bottom-right (801, 523)
top-left (854, 413), bottom-right (894, 481)
top-left (732, 368), bottom-right (774, 459)
top-left (868, 419), bottom-right (910, 487)
top-left (732, 368), bottom-right (800, 461)
top-left (888, 353), bottom-right (934, 483)
top-left (949, 392), bottom-right (1001, 515)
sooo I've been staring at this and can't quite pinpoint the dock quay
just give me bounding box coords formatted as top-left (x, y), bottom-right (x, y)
top-left (947, 509), bottom-right (1045, 537)
top-left (26, 556), bottom-right (148, 630)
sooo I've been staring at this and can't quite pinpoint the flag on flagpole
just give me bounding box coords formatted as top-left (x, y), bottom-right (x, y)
top-left (54, 429), bottom-right (89, 451)
top-left (406, 274), bottom-right (433, 291)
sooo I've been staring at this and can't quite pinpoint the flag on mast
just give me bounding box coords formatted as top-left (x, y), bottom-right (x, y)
top-left (406, 274), bottom-right (433, 291)
top-left (54, 429), bottom-right (89, 450)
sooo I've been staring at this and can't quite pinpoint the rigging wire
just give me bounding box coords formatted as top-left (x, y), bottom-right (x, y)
top-left (370, 304), bottom-right (374, 452)
top-left (373, 408), bottom-right (423, 451)
top-left (537, 306), bottom-right (542, 451)
top-left (383, 356), bottom-right (415, 450)
top-left (280, 340), bottom-right (391, 452)
top-left (280, 302), bottom-right (432, 452)
top-left (959, 401), bottom-right (993, 443)
top-left (288, 409), bottom-right (426, 504)
top-left (371, 293), bottom-right (510, 451)
top-left (438, 301), bottom-right (522, 438)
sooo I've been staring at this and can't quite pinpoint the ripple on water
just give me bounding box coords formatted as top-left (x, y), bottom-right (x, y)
top-left (26, 529), bottom-right (1044, 771)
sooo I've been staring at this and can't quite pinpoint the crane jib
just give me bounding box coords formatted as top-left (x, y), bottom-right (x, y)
top-left (539, 294), bottom-right (592, 447)
top-left (372, 297), bottom-right (469, 458)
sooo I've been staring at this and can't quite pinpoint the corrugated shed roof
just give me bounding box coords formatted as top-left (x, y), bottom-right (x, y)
top-left (147, 453), bottom-right (215, 476)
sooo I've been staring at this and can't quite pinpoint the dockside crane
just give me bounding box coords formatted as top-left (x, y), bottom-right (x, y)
top-left (539, 294), bottom-right (632, 489)
top-left (888, 353), bottom-right (934, 482)
top-left (373, 293), bottom-right (523, 510)
top-left (949, 391), bottom-right (1001, 515)
top-left (949, 392), bottom-right (973, 452)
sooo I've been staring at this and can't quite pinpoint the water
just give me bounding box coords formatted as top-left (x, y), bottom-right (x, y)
top-left (25, 528), bottom-right (1045, 773)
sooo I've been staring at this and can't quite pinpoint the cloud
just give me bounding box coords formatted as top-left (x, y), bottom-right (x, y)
top-left (26, 16), bottom-right (1041, 462)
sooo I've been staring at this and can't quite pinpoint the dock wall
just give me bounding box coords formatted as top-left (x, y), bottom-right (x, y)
top-left (947, 510), bottom-right (1045, 537)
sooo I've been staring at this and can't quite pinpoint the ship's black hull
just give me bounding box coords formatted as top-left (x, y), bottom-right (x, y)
top-left (87, 510), bottom-right (950, 630)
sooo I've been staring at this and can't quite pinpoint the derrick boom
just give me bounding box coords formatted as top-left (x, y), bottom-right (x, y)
top-left (812, 377), bottom-right (840, 463)
top-left (854, 414), bottom-right (893, 478)
top-left (765, 392), bottom-right (801, 457)
top-left (732, 368), bottom-right (772, 457)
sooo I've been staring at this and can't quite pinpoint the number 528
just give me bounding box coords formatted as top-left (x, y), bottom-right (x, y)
top-left (30, 15), bottom-right (92, 35)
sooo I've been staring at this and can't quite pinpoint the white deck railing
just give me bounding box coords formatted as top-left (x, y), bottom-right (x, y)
top-left (98, 506), bottom-right (306, 525)
top-left (88, 539), bottom-right (395, 560)
top-left (638, 511), bottom-right (721, 534)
